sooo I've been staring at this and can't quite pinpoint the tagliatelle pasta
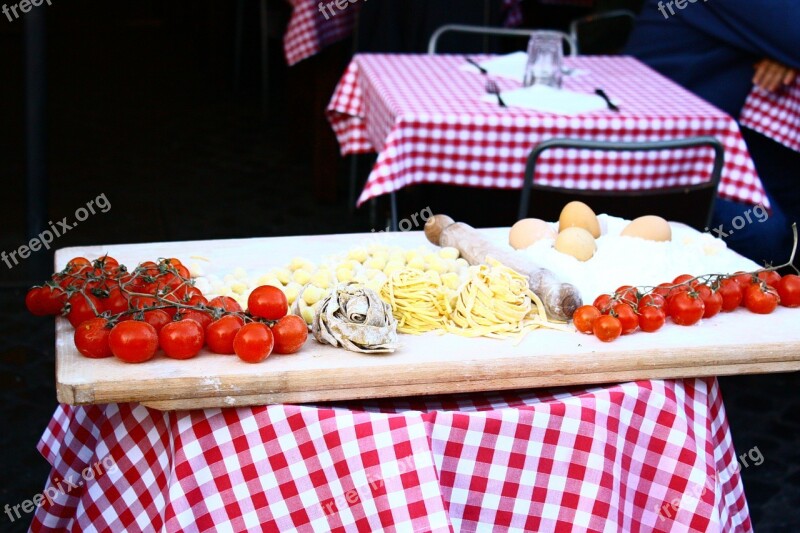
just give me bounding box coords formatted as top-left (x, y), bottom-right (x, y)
top-left (380, 270), bottom-right (453, 334)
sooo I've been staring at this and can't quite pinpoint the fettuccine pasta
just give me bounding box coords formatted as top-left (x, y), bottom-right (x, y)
top-left (380, 270), bottom-right (454, 334)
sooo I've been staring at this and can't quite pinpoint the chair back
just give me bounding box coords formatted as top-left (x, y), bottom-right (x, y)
top-left (428, 24), bottom-right (577, 56)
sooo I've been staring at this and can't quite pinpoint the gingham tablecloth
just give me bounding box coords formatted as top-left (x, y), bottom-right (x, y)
top-left (740, 81), bottom-right (800, 153)
top-left (30, 378), bottom-right (751, 532)
top-left (327, 54), bottom-right (768, 209)
top-left (283, 0), bottom-right (524, 66)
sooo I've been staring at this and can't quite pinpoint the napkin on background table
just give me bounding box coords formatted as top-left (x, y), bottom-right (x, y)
top-left (481, 85), bottom-right (614, 114)
top-left (460, 52), bottom-right (588, 81)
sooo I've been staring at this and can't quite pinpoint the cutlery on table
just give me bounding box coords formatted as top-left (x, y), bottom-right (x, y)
top-left (594, 88), bottom-right (620, 112)
top-left (466, 57), bottom-right (488, 74)
top-left (486, 80), bottom-right (506, 108)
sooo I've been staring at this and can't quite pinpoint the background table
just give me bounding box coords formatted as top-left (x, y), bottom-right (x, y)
top-left (740, 81), bottom-right (800, 154)
top-left (32, 378), bottom-right (751, 531)
top-left (327, 54), bottom-right (768, 209)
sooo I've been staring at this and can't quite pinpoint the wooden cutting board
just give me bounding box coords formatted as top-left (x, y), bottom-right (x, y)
top-left (54, 231), bottom-right (800, 410)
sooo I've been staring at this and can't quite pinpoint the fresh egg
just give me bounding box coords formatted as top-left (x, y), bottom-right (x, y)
top-left (555, 227), bottom-right (597, 261)
top-left (620, 215), bottom-right (672, 242)
top-left (509, 218), bottom-right (557, 250)
top-left (558, 201), bottom-right (601, 238)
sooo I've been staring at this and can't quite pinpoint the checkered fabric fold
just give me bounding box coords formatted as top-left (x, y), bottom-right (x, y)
top-left (740, 82), bottom-right (800, 154)
top-left (327, 54), bottom-right (768, 210)
top-left (31, 378), bottom-right (751, 532)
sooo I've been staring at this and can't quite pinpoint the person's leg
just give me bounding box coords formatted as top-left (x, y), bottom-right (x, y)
top-left (741, 127), bottom-right (800, 226)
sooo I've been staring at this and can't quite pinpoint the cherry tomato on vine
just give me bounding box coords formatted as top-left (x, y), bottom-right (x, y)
top-left (777, 275), bottom-right (800, 308)
top-left (208, 296), bottom-right (243, 314)
top-left (74, 318), bottom-right (113, 359)
top-left (181, 309), bottom-right (213, 330)
top-left (672, 274), bottom-right (695, 287)
top-left (743, 284), bottom-right (779, 314)
top-left (756, 270), bottom-right (781, 288)
top-left (102, 285), bottom-right (129, 315)
top-left (639, 306), bottom-right (666, 333)
top-left (732, 271), bottom-right (756, 293)
top-left (143, 309), bottom-right (171, 333)
top-left (234, 322), bottom-right (274, 363)
top-left (248, 286), bottom-right (288, 320)
top-left (653, 283), bottom-right (674, 299)
top-left (668, 291), bottom-right (705, 326)
top-left (66, 292), bottom-right (102, 328)
top-left (639, 293), bottom-right (666, 309)
top-left (611, 303), bottom-right (639, 335)
top-left (695, 284), bottom-right (723, 319)
top-left (573, 305), bottom-right (601, 334)
top-left (109, 321), bottom-right (158, 363)
top-left (717, 278), bottom-right (743, 311)
top-left (160, 319), bottom-right (204, 360)
top-left (271, 315), bottom-right (309, 354)
top-left (593, 315), bottom-right (622, 342)
top-left (25, 287), bottom-right (50, 316)
top-left (206, 315), bottom-right (244, 354)
top-left (614, 285), bottom-right (639, 306)
top-left (593, 294), bottom-right (614, 313)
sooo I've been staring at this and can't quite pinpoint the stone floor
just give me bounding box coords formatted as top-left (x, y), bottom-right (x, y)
top-left (1, 6), bottom-right (799, 532)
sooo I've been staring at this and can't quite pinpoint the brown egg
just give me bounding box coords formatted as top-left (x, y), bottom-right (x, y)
top-left (621, 215), bottom-right (672, 242)
top-left (558, 201), bottom-right (601, 238)
top-left (509, 218), bottom-right (557, 250)
top-left (555, 227), bottom-right (597, 261)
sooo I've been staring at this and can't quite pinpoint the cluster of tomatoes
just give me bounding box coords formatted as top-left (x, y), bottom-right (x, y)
top-left (573, 270), bottom-right (800, 342)
top-left (24, 255), bottom-right (308, 363)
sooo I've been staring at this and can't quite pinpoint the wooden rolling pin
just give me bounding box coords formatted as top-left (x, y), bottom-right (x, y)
top-left (425, 214), bottom-right (582, 321)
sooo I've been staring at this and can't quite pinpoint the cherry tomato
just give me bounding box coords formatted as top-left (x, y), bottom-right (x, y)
top-left (668, 291), bottom-right (705, 326)
top-left (208, 296), bottom-right (243, 314)
top-left (744, 284), bottom-right (779, 314)
top-left (672, 274), bottom-right (695, 287)
top-left (695, 284), bottom-right (723, 319)
top-left (573, 305), bottom-right (601, 334)
top-left (130, 295), bottom-right (158, 310)
top-left (756, 270), bottom-right (781, 288)
top-left (593, 315), bottom-right (622, 342)
top-left (639, 306), bottom-right (666, 333)
top-left (66, 292), bottom-right (102, 328)
top-left (181, 309), bottom-right (213, 330)
top-left (777, 274), bottom-right (800, 308)
top-left (234, 322), bottom-right (274, 363)
top-left (206, 315), bottom-right (244, 354)
top-left (271, 315), bottom-right (309, 354)
top-left (593, 294), bottom-right (614, 313)
top-left (639, 293), bottom-right (666, 309)
top-left (74, 318), bottom-right (113, 358)
top-left (611, 303), bottom-right (639, 335)
top-left (653, 283), bottom-right (674, 299)
top-left (614, 285), bottom-right (640, 306)
top-left (66, 257), bottom-right (91, 274)
top-left (109, 321), bottom-right (158, 363)
top-left (717, 278), bottom-right (743, 312)
top-left (732, 271), bottom-right (756, 296)
top-left (248, 286), bottom-right (288, 320)
top-left (102, 285), bottom-right (130, 315)
top-left (143, 309), bottom-right (171, 333)
top-left (25, 287), bottom-right (49, 316)
top-left (160, 319), bottom-right (204, 360)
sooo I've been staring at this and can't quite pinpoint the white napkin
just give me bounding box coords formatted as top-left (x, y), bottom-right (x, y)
top-left (460, 52), bottom-right (588, 82)
top-left (481, 85), bottom-right (614, 114)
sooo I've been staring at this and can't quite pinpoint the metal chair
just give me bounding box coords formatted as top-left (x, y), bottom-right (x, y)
top-left (569, 9), bottom-right (636, 55)
top-left (428, 24), bottom-right (577, 56)
top-left (518, 137), bottom-right (725, 230)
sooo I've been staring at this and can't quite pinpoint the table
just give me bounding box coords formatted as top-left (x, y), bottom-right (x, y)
top-left (31, 378), bottom-right (751, 531)
top-left (283, 0), bottom-right (524, 66)
top-left (740, 81), bottom-right (800, 154)
top-left (327, 55), bottom-right (768, 209)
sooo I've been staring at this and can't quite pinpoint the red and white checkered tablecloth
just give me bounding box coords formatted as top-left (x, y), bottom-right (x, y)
top-left (327, 54), bottom-right (768, 209)
top-left (740, 81), bottom-right (800, 153)
top-left (283, 0), bottom-right (524, 66)
top-left (30, 378), bottom-right (751, 532)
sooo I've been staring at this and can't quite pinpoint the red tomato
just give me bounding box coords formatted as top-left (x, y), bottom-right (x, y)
top-left (74, 318), bottom-right (113, 358)
top-left (614, 285), bottom-right (640, 306)
top-left (271, 315), bottom-right (309, 354)
top-left (66, 292), bottom-right (102, 328)
top-left (66, 257), bottom-right (91, 274)
top-left (234, 323), bottom-right (274, 362)
top-left (143, 309), bottom-right (171, 333)
top-left (756, 270), bottom-right (781, 288)
top-left (208, 296), bottom-right (243, 314)
top-left (593, 294), bottom-right (614, 313)
top-left (130, 295), bottom-right (158, 310)
top-left (777, 274), bottom-right (800, 307)
top-left (248, 286), bottom-right (288, 320)
top-left (668, 291), bottom-right (705, 326)
top-left (639, 293), bottom-right (666, 309)
top-left (160, 319), bottom-right (204, 360)
top-left (653, 283), bottom-right (674, 299)
top-left (206, 315), bottom-right (244, 354)
top-left (109, 321), bottom-right (158, 363)
top-left (672, 274), bottom-right (695, 286)
top-left (103, 285), bottom-right (130, 315)
top-left (732, 271), bottom-right (756, 293)
top-left (181, 309), bottom-right (213, 330)
top-left (717, 278), bottom-right (743, 312)
top-left (611, 303), bottom-right (639, 335)
top-left (25, 287), bottom-right (49, 316)
top-left (639, 306), bottom-right (666, 333)
top-left (743, 284), bottom-right (779, 314)
top-left (573, 305), bottom-right (601, 334)
top-left (695, 284), bottom-right (723, 319)
top-left (593, 315), bottom-right (622, 342)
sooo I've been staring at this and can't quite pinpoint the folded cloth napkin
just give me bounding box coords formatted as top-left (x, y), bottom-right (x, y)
top-left (461, 52), bottom-right (587, 81)
top-left (481, 84), bottom-right (615, 114)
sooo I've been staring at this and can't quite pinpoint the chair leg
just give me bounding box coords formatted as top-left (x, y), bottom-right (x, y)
top-left (390, 191), bottom-right (399, 231)
top-left (348, 155), bottom-right (358, 213)
top-left (259, 0), bottom-right (269, 117)
top-left (234, 0), bottom-right (245, 93)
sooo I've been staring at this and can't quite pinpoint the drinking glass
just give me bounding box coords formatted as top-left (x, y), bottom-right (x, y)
top-left (523, 31), bottom-right (564, 88)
